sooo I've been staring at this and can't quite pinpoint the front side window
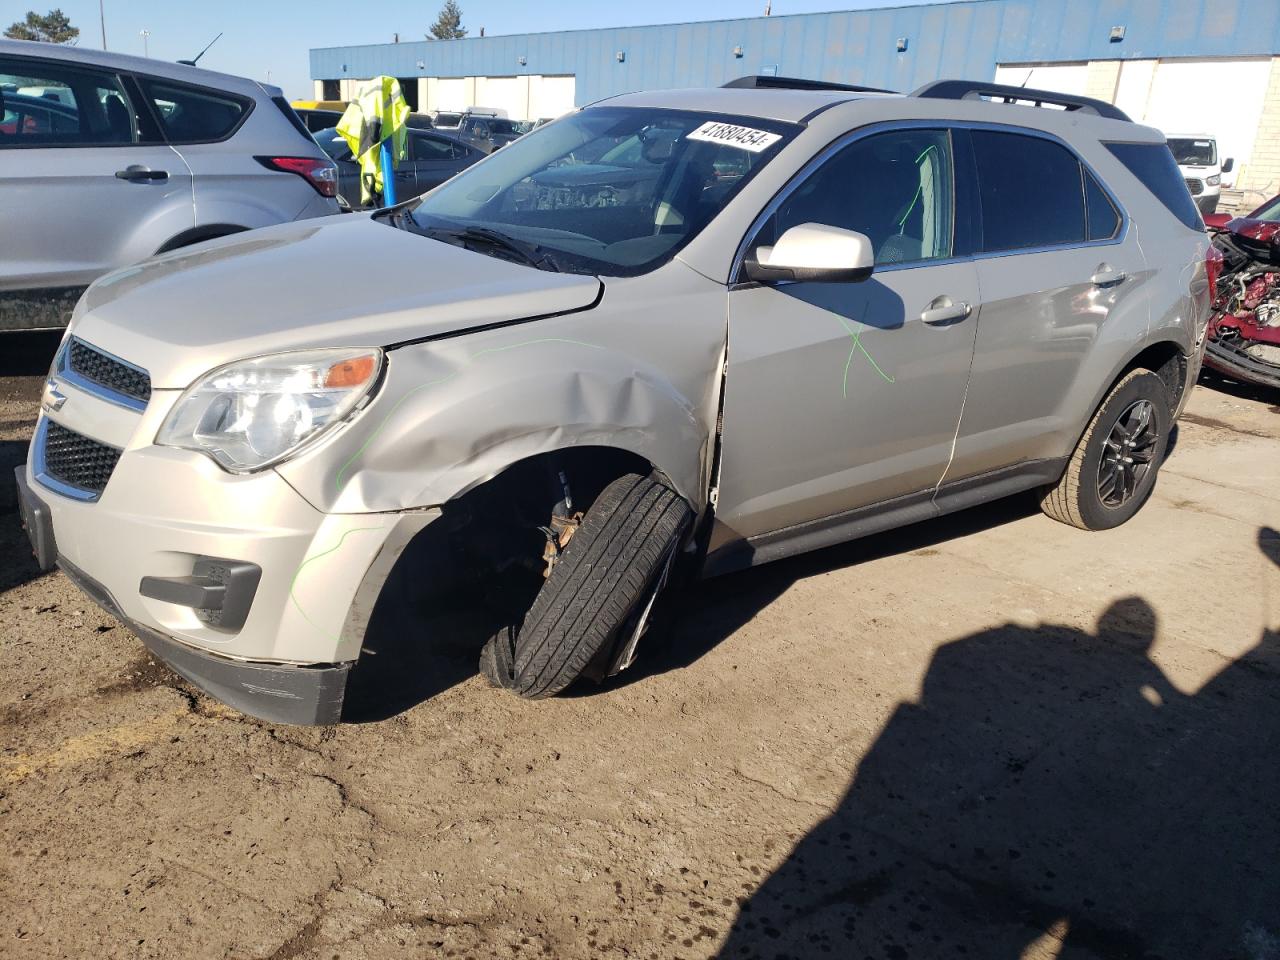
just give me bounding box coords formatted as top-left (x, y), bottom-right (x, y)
top-left (0, 57), bottom-right (135, 145)
top-left (138, 77), bottom-right (247, 142)
top-left (751, 128), bottom-right (955, 268)
top-left (407, 107), bottom-right (796, 276)
top-left (972, 130), bottom-right (1087, 252)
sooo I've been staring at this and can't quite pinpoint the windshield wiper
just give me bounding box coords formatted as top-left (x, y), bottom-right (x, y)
top-left (421, 224), bottom-right (562, 272)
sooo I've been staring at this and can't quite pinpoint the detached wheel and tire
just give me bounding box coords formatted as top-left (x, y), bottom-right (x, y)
top-left (1041, 369), bottom-right (1170, 530)
top-left (480, 472), bottom-right (692, 699)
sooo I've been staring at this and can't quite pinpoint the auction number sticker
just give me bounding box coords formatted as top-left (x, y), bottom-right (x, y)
top-left (687, 121), bottom-right (782, 153)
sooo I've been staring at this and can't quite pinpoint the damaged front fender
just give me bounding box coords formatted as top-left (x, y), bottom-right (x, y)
top-left (275, 262), bottom-right (730, 516)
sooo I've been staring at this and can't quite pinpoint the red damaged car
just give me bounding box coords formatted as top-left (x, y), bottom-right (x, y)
top-left (1203, 196), bottom-right (1280, 390)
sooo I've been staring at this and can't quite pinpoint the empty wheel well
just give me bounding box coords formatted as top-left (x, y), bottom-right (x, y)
top-left (1120, 342), bottom-right (1187, 410)
top-left (155, 224), bottom-right (248, 254)
top-left (360, 447), bottom-right (658, 644)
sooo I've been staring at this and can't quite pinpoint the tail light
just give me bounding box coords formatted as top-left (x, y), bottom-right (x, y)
top-left (1206, 243), bottom-right (1224, 304)
top-left (255, 156), bottom-right (338, 197)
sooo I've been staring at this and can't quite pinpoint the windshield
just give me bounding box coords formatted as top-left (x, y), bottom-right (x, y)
top-left (1168, 138), bottom-right (1217, 166)
top-left (407, 107), bottom-right (796, 276)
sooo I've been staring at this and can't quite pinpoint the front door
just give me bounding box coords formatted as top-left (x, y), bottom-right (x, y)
top-left (715, 127), bottom-right (979, 551)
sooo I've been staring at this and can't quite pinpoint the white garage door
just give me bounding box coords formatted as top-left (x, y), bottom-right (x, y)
top-left (475, 76), bottom-right (524, 119)
top-left (530, 75), bottom-right (576, 121)
top-left (1136, 58), bottom-right (1271, 184)
top-left (434, 77), bottom-right (467, 112)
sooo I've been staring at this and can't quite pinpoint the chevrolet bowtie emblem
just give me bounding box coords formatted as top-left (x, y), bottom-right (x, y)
top-left (41, 380), bottom-right (67, 413)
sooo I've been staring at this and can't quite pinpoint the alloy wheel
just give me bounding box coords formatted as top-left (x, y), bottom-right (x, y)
top-left (1097, 399), bottom-right (1158, 508)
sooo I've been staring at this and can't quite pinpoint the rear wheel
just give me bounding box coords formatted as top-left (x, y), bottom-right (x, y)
top-left (480, 472), bottom-right (692, 699)
top-left (1040, 369), bottom-right (1170, 530)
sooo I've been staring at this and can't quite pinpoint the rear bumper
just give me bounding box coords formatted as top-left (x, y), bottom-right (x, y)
top-left (57, 553), bottom-right (352, 725)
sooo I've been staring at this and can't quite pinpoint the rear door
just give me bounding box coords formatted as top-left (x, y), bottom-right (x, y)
top-left (405, 131), bottom-right (468, 194)
top-left (138, 76), bottom-right (319, 226)
top-left (716, 126), bottom-right (980, 545)
top-left (0, 53), bottom-right (192, 326)
top-left (944, 127), bottom-right (1149, 482)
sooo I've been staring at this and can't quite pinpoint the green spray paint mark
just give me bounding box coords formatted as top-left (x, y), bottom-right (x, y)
top-left (334, 337), bottom-right (603, 493)
top-left (289, 526), bottom-right (384, 642)
top-left (835, 314), bottom-right (895, 398)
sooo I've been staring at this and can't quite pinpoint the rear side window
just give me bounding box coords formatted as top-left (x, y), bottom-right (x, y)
top-left (971, 130), bottom-right (1085, 251)
top-left (0, 57), bottom-right (137, 145)
top-left (1084, 169), bottom-right (1120, 240)
top-left (411, 133), bottom-right (455, 161)
top-left (1104, 142), bottom-right (1202, 231)
top-left (138, 77), bottom-right (248, 142)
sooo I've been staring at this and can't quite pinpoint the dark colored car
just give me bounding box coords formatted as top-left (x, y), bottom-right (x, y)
top-left (313, 125), bottom-right (482, 208)
top-left (1, 90), bottom-right (80, 135)
top-left (456, 115), bottom-right (524, 153)
top-left (294, 107), bottom-right (343, 133)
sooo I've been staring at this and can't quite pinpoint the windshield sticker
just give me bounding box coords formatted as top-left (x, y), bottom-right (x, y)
top-left (687, 121), bottom-right (782, 153)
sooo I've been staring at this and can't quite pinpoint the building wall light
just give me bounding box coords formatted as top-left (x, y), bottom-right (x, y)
top-left (896, 37), bottom-right (908, 52)
top-left (1110, 25), bottom-right (1126, 42)
top-left (616, 50), bottom-right (626, 62)
top-left (733, 44), bottom-right (744, 58)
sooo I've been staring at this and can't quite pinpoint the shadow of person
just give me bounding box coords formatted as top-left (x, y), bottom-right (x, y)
top-left (719, 577), bottom-right (1280, 958)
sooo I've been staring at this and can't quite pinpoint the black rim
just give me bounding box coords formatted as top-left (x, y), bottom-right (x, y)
top-left (1098, 399), bottom-right (1158, 508)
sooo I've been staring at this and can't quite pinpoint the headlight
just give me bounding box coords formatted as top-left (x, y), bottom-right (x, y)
top-left (1207, 174), bottom-right (1221, 187)
top-left (157, 348), bottom-right (382, 472)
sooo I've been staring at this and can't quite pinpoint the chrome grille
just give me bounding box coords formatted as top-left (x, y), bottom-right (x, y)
top-left (1184, 177), bottom-right (1203, 196)
top-left (65, 338), bottom-right (151, 405)
top-left (40, 420), bottom-right (122, 497)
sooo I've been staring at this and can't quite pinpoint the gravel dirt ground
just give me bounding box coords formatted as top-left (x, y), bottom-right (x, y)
top-left (2, 330), bottom-right (1278, 960)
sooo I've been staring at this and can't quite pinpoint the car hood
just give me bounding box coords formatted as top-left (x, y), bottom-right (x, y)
top-left (72, 214), bottom-right (603, 389)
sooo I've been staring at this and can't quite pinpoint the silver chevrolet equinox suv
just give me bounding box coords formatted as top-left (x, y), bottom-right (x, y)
top-left (16, 77), bottom-right (1214, 724)
top-left (0, 38), bottom-right (339, 331)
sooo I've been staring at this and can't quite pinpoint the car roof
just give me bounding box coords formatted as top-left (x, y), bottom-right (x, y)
top-left (595, 86), bottom-right (895, 123)
top-left (0, 38), bottom-right (275, 99)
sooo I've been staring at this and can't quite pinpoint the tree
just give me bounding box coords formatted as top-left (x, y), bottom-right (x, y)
top-left (428, 0), bottom-right (466, 40)
top-left (4, 8), bottom-right (79, 43)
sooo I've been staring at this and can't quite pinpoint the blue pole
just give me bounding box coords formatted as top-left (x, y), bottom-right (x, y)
top-left (380, 138), bottom-right (397, 206)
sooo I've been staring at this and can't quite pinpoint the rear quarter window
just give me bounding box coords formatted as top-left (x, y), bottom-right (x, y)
top-left (138, 77), bottom-right (250, 142)
top-left (971, 130), bottom-right (1085, 251)
top-left (1104, 142), bottom-right (1203, 231)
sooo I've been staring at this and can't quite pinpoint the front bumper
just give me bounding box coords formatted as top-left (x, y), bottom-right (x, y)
top-left (17, 464), bottom-right (352, 723)
top-left (17, 422), bottom-right (438, 723)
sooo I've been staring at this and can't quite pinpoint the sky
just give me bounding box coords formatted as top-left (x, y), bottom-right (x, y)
top-left (21, 0), bottom-right (955, 99)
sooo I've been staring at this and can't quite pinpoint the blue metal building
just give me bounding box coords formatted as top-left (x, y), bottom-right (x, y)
top-left (310, 0), bottom-right (1280, 105)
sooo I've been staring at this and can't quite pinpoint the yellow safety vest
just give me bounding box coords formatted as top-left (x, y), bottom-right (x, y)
top-left (336, 76), bottom-right (410, 206)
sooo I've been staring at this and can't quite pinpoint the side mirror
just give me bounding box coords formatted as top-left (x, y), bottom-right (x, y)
top-left (1222, 157), bottom-right (1235, 173)
top-left (744, 222), bottom-right (875, 283)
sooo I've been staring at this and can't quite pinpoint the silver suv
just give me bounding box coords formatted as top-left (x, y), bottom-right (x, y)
top-left (0, 39), bottom-right (339, 330)
top-left (16, 78), bottom-right (1213, 724)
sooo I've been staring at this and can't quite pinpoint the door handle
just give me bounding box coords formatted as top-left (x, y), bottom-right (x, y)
top-left (920, 300), bottom-right (972, 326)
top-left (1090, 266), bottom-right (1127, 286)
top-left (115, 165), bottom-right (168, 182)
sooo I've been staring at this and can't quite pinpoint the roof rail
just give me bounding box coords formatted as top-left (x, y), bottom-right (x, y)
top-left (912, 79), bottom-right (1132, 122)
top-left (723, 75), bottom-right (896, 95)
